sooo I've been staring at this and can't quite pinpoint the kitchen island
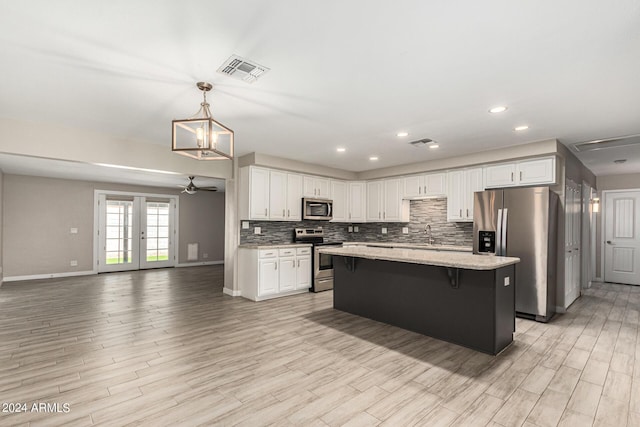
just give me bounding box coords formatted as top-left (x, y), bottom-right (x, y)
top-left (318, 246), bottom-right (520, 355)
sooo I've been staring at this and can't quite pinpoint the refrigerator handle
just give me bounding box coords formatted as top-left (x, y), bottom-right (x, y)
top-left (496, 209), bottom-right (503, 256)
top-left (501, 208), bottom-right (508, 256)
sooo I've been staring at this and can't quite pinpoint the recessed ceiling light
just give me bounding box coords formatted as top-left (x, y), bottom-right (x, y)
top-left (489, 106), bottom-right (508, 114)
top-left (336, 147), bottom-right (346, 152)
top-left (429, 144), bottom-right (439, 149)
top-left (369, 156), bottom-right (379, 161)
top-left (514, 125), bottom-right (529, 131)
top-left (396, 132), bottom-right (409, 137)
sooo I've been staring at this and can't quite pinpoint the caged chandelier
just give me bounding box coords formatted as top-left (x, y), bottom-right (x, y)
top-left (172, 82), bottom-right (234, 160)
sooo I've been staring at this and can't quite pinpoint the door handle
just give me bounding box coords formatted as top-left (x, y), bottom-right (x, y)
top-left (265, 208), bottom-right (268, 216)
top-left (275, 263), bottom-right (277, 270)
top-left (606, 240), bottom-right (614, 244)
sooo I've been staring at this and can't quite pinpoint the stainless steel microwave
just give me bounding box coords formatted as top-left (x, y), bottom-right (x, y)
top-left (302, 198), bottom-right (333, 220)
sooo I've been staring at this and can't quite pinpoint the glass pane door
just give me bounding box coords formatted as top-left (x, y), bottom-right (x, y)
top-left (140, 201), bottom-right (174, 269)
top-left (105, 200), bottom-right (134, 266)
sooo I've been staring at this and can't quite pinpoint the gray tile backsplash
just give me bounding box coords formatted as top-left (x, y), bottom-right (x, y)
top-left (240, 198), bottom-right (473, 246)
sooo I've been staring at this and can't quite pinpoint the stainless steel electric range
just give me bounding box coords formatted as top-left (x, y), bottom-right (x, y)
top-left (293, 227), bottom-right (342, 292)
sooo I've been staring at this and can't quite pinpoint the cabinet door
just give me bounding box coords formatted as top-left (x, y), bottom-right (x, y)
top-left (302, 176), bottom-right (316, 197)
top-left (383, 179), bottom-right (402, 221)
top-left (330, 180), bottom-right (348, 222)
top-left (286, 173), bottom-right (303, 220)
top-left (446, 170), bottom-right (465, 221)
top-left (296, 256), bottom-right (311, 290)
top-left (403, 175), bottom-right (424, 198)
top-left (258, 259), bottom-right (279, 295)
top-left (316, 178), bottom-right (331, 198)
top-left (424, 173), bottom-right (447, 196)
top-left (366, 181), bottom-right (383, 221)
top-left (250, 167), bottom-right (270, 219)
top-left (348, 182), bottom-right (367, 222)
top-left (269, 170), bottom-right (287, 220)
top-left (278, 257), bottom-right (296, 292)
top-left (485, 163), bottom-right (516, 188)
top-left (464, 168), bottom-right (484, 220)
top-left (517, 158), bottom-right (555, 186)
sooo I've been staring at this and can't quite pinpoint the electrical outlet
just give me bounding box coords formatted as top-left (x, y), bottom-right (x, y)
top-left (381, 227), bottom-right (388, 234)
top-left (348, 226), bottom-right (353, 233)
top-left (254, 227), bottom-right (261, 234)
top-left (70, 260), bottom-right (78, 267)
top-left (504, 276), bottom-right (510, 286)
top-left (203, 253), bottom-right (209, 258)
top-left (354, 226), bottom-right (359, 232)
top-left (402, 227), bottom-right (409, 234)
top-left (241, 221), bottom-right (249, 229)
top-left (70, 227), bottom-right (78, 234)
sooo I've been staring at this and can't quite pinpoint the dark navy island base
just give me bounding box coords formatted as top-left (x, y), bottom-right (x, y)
top-left (333, 256), bottom-right (516, 355)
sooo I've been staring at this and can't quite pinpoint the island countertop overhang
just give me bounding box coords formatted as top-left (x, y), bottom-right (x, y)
top-left (318, 246), bottom-right (520, 270)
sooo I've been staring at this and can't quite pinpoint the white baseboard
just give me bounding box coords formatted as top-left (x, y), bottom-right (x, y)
top-left (555, 306), bottom-right (567, 314)
top-left (176, 260), bottom-right (224, 268)
top-left (3, 270), bottom-right (96, 282)
top-left (593, 277), bottom-right (603, 283)
top-left (223, 287), bottom-right (241, 297)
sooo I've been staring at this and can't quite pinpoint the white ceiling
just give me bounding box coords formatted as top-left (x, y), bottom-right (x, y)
top-left (1, 0), bottom-right (640, 179)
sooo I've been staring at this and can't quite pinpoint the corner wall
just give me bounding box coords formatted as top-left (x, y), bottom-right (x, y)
top-left (2, 174), bottom-right (225, 278)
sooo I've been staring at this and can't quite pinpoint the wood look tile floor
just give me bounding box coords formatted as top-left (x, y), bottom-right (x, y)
top-left (0, 266), bottom-right (638, 426)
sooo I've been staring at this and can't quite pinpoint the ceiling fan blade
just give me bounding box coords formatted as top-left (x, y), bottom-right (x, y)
top-left (198, 186), bottom-right (218, 191)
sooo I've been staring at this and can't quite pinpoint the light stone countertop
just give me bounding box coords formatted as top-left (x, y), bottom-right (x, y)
top-left (343, 242), bottom-right (472, 252)
top-left (238, 243), bottom-right (312, 249)
top-left (318, 245), bottom-right (519, 270)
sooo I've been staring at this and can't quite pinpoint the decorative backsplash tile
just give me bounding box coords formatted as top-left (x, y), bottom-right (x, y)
top-left (240, 198), bottom-right (473, 247)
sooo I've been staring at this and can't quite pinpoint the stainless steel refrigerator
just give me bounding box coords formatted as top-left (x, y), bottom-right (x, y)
top-left (473, 186), bottom-right (559, 322)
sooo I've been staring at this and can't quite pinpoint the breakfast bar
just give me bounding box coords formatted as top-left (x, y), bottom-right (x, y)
top-left (318, 246), bottom-right (520, 355)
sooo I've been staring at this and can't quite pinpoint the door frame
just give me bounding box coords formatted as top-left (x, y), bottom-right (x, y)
top-left (600, 188), bottom-right (640, 285)
top-left (93, 190), bottom-right (180, 273)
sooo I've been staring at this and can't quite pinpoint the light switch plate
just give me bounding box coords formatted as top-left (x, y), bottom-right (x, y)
top-left (402, 227), bottom-right (409, 234)
top-left (70, 228), bottom-right (78, 234)
top-left (254, 227), bottom-right (261, 234)
top-left (504, 276), bottom-right (510, 286)
top-left (348, 226), bottom-right (353, 233)
top-left (354, 226), bottom-right (359, 232)
top-left (70, 260), bottom-right (78, 267)
top-left (381, 227), bottom-right (388, 234)
top-left (241, 221), bottom-right (249, 229)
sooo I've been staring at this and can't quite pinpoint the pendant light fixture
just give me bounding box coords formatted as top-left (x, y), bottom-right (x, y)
top-left (172, 82), bottom-right (234, 160)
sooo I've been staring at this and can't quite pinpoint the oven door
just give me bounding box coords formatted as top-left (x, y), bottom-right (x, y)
top-left (314, 247), bottom-right (334, 280)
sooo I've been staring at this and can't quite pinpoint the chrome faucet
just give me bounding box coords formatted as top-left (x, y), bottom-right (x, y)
top-left (425, 224), bottom-right (434, 245)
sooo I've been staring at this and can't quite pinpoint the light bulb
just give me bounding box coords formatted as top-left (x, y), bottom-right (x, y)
top-left (196, 127), bottom-right (204, 148)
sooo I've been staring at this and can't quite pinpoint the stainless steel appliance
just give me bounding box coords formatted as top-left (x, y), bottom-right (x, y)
top-left (302, 198), bottom-right (333, 221)
top-left (473, 186), bottom-right (559, 322)
top-left (294, 227), bottom-right (342, 292)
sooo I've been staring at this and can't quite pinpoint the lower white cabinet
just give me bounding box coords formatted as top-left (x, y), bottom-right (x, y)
top-left (239, 246), bottom-right (312, 301)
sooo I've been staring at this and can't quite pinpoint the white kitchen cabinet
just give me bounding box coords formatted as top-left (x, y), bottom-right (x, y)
top-left (239, 167), bottom-right (303, 221)
top-left (239, 245), bottom-right (313, 301)
top-left (403, 173), bottom-right (447, 198)
top-left (367, 179), bottom-right (409, 222)
top-left (447, 167), bottom-right (483, 222)
top-left (330, 180), bottom-right (348, 222)
top-left (485, 157), bottom-right (556, 188)
top-left (285, 173), bottom-right (303, 220)
top-left (303, 176), bottom-right (331, 198)
top-left (348, 181), bottom-right (367, 222)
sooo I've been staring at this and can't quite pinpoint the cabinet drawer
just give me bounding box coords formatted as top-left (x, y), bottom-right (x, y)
top-left (296, 247), bottom-right (311, 255)
top-left (259, 249), bottom-right (278, 259)
top-left (278, 248), bottom-right (296, 257)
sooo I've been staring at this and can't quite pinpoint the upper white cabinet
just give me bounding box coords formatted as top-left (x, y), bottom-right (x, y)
top-left (367, 179), bottom-right (409, 222)
top-left (485, 157), bottom-right (556, 188)
top-left (348, 182), bottom-right (367, 222)
top-left (303, 176), bottom-right (330, 198)
top-left (239, 166), bottom-right (302, 221)
top-left (330, 180), bottom-right (348, 222)
top-left (403, 173), bottom-right (447, 199)
top-left (447, 167), bottom-right (483, 222)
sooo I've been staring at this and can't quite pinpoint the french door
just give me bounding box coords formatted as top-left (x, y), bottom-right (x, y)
top-left (97, 194), bottom-right (177, 272)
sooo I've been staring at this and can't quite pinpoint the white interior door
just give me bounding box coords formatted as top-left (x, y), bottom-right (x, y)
top-left (98, 194), bottom-right (176, 273)
top-left (564, 180), bottom-right (581, 306)
top-left (604, 191), bottom-right (640, 285)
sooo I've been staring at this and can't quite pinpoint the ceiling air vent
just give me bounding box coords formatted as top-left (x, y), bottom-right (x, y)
top-left (409, 138), bottom-right (435, 147)
top-left (572, 134), bottom-right (640, 152)
top-left (217, 55), bottom-right (270, 84)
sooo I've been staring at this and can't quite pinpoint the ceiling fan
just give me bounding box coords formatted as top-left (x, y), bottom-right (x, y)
top-left (178, 176), bottom-right (218, 194)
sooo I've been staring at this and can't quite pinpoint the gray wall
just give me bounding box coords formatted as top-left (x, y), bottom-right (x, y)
top-left (0, 170), bottom-right (3, 284)
top-left (2, 174), bottom-right (225, 278)
top-left (240, 198), bottom-right (473, 247)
